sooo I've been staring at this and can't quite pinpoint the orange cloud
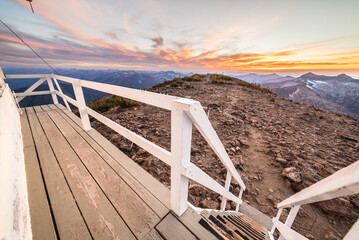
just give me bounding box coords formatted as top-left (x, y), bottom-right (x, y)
top-left (4, 0), bottom-right (359, 75)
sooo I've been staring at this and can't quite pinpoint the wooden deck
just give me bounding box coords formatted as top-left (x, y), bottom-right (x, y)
top-left (21, 104), bottom-right (216, 240)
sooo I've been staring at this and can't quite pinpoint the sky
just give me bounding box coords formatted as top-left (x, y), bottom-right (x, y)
top-left (0, 0), bottom-right (359, 77)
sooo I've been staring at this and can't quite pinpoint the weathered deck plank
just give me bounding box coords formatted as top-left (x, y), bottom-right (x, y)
top-left (51, 105), bottom-right (169, 218)
top-left (40, 104), bottom-right (51, 111)
top-left (36, 110), bottom-right (136, 240)
top-left (33, 105), bottom-right (43, 112)
top-left (141, 229), bottom-right (164, 240)
top-left (156, 213), bottom-right (197, 240)
top-left (21, 112), bottom-right (57, 240)
top-left (55, 104), bottom-right (171, 209)
top-left (45, 109), bottom-right (160, 239)
top-left (27, 108), bottom-right (92, 240)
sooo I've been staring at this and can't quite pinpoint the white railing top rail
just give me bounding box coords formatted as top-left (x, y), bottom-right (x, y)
top-left (272, 160), bottom-right (359, 240)
top-left (277, 160), bottom-right (359, 209)
top-left (272, 218), bottom-right (308, 240)
top-left (5, 71), bottom-right (246, 216)
top-left (53, 74), bottom-right (179, 111)
top-left (5, 74), bottom-right (46, 79)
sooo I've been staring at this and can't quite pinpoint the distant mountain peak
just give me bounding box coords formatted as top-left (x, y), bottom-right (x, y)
top-left (337, 73), bottom-right (352, 79)
top-left (301, 72), bottom-right (318, 78)
top-left (300, 72), bottom-right (353, 80)
top-left (267, 73), bottom-right (280, 77)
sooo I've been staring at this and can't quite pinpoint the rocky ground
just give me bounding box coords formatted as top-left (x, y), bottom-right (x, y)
top-left (90, 75), bottom-right (359, 240)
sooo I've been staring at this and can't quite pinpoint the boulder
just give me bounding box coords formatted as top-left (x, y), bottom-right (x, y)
top-left (201, 199), bottom-right (219, 209)
top-left (316, 199), bottom-right (352, 217)
top-left (281, 167), bottom-right (302, 183)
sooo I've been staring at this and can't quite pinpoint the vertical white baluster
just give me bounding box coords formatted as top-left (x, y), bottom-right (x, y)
top-left (344, 218), bottom-right (359, 240)
top-left (278, 205), bottom-right (300, 240)
top-left (72, 79), bottom-right (91, 131)
top-left (46, 74), bottom-right (58, 104)
top-left (271, 208), bottom-right (283, 234)
top-left (171, 100), bottom-right (192, 216)
top-left (53, 76), bottom-right (70, 111)
top-left (221, 171), bottom-right (232, 210)
top-left (235, 188), bottom-right (244, 211)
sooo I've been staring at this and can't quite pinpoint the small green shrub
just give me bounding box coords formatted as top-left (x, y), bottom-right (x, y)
top-left (151, 80), bottom-right (172, 89)
top-left (270, 96), bottom-right (276, 102)
top-left (88, 95), bottom-right (139, 113)
top-left (210, 74), bottom-right (234, 84)
top-left (185, 84), bottom-right (191, 88)
top-left (183, 74), bottom-right (205, 82)
top-left (236, 79), bottom-right (273, 94)
top-left (149, 74), bottom-right (203, 90)
top-left (211, 78), bottom-right (226, 84)
top-left (142, 87), bottom-right (156, 92)
top-left (172, 77), bottom-right (184, 85)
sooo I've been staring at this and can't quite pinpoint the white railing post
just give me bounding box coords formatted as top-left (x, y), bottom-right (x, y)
top-left (344, 218), bottom-right (359, 240)
top-left (235, 188), bottom-right (244, 211)
top-left (72, 79), bottom-right (91, 131)
top-left (271, 208), bottom-right (283, 234)
top-left (46, 74), bottom-right (58, 104)
top-left (52, 75), bottom-right (71, 111)
top-left (221, 171), bottom-right (232, 210)
top-left (278, 205), bottom-right (300, 240)
top-left (171, 100), bottom-right (192, 216)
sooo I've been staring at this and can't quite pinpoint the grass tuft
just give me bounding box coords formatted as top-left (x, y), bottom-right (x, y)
top-left (210, 74), bottom-right (234, 84)
top-left (87, 95), bottom-right (139, 113)
top-left (236, 79), bottom-right (273, 94)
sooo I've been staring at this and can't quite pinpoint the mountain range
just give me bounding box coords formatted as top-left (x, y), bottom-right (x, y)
top-left (228, 72), bottom-right (359, 121)
top-left (3, 67), bottom-right (358, 120)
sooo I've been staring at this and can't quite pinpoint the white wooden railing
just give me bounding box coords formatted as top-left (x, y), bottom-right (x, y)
top-left (4, 73), bottom-right (246, 216)
top-left (271, 160), bottom-right (359, 240)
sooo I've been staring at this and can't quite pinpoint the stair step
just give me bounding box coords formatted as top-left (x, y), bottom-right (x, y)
top-left (198, 210), bottom-right (271, 240)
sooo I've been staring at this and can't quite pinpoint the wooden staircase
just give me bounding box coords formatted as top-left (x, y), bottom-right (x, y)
top-left (198, 210), bottom-right (271, 240)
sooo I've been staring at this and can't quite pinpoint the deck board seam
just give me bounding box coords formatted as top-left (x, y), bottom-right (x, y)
top-left (32, 109), bottom-right (94, 239)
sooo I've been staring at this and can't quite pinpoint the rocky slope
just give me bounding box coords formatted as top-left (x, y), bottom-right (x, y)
top-left (89, 74), bottom-right (359, 240)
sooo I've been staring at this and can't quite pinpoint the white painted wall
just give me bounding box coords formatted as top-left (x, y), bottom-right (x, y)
top-left (0, 78), bottom-right (32, 239)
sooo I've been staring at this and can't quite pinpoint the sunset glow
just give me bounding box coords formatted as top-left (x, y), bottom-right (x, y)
top-left (0, 0), bottom-right (359, 76)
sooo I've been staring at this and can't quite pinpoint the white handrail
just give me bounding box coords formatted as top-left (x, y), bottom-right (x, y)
top-left (15, 90), bottom-right (51, 97)
top-left (5, 74), bottom-right (46, 79)
top-left (53, 77), bottom-right (71, 110)
top-left (53, 74), bottom-right (179, 110)
top-left (87, 107), bottom-right (172, 165)
top-left (272, 218), bottom-right (308, 240)
top-left (6, 72), bottom-right (247, 217)
top-left (53, 90), bottom-right (78, 107)
top-left (278, 160), bottom-right (359, 209)
top-left (272, 160), bottom-right (359, 239)
top-left (185, 99), bottom-right (246, 190)
top-left (344, 218), bottom-right (359, 240)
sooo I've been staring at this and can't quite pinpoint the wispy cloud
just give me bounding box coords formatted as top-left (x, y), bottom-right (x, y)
top-left (1, 0), bottom-right (358, 75)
